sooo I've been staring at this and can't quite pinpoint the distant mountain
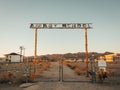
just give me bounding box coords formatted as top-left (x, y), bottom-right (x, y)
top-left (26, 51), bottom-right (117, 61)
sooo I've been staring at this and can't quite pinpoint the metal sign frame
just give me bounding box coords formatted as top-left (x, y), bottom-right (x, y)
top-left (30, 23), bottom-right (92, 80)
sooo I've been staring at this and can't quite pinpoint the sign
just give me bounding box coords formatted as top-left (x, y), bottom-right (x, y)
top-left (30, 23), bottom-right (92, 29)
top-left (98, 60), bottom-right (107, 67)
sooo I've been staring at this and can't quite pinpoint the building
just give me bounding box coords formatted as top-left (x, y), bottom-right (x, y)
top-left (4, 52), bottom-right (23, 63)
top-left (99, 53), bottom-right (117, 62)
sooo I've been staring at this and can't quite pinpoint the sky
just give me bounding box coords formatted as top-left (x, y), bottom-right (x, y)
top-left (0, 0), bottom-right (120, 57)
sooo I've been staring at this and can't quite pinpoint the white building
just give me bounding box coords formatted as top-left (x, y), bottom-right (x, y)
top-left (4, 52), bottom-right (23, 63)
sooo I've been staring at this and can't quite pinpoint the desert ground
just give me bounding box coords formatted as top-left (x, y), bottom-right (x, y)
top-left (0, 60), bottom-right (120, 90)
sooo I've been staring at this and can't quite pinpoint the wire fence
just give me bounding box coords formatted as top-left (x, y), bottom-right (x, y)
top-left (0, 60), bottom-right (120, 85)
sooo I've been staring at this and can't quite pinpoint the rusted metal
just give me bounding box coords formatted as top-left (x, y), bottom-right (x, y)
top-left (33, 28), bottom-right (38, 79)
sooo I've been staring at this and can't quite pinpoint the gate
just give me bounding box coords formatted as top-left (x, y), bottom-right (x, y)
top-left (34, 59), bottom-right (91, 82)
top-left (35, 60), bottom-right (60, 82)
top-left (30, 23), bottom-right (92, 82)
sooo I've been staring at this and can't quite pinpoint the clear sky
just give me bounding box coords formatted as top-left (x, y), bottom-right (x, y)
top-left (0, 0), bottom-right (120, 57)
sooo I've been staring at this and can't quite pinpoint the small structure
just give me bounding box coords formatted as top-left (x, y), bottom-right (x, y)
top-left (4, 52), bottom-right (23, 63)
top-left (105, 53), bottom-right (116, 62)
top-left (99, 53), bottom-right (116, 62)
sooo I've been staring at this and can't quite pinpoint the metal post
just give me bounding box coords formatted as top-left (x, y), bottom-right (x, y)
top-left (20, 46), bottom-right (24, 62)
top-left (59, 59), bottom-right (63, 82)
top-left (20, 46), bottom-right (22, 62)
top-left (91, 54), bottom-right (96, 83)
top-left (84, 27), bottom-right (89, 76)
top-left (34, 28), bottom-right (38, 79)
top-left (23, 48), bottom-right (25, 62)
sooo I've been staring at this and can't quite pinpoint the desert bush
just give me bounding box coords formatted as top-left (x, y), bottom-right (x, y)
top-left (18, 75), bottom-right (33, 83)
top-left (38, 60), bottom-right (43, 65)
top-left (74, 67), bottom-right (87, 75)
top-left (62, 61), bottom-right (70, 65)
top-left (18, 76), bottom-right (26, 83)
top-left (67, 63), bottom-right (77, 69)
top-left (29, 71), bottom-right (35, 80)
top-left (0, 62), bottom-right (36, 84)
top-left (43, 61), bottom-right (50, 70)
top-left (0, 71), bottom-right (16, 84)
top-left (0, 70), bottom-right (32, 84)
top-left (106, 69), bottom-right (115, 77)
top-left (50, 59), bottom-right (56, 62)
top-left (2, 72), bottom-right (13, 79)
top-left (74, 67), bottom-right (81, 75)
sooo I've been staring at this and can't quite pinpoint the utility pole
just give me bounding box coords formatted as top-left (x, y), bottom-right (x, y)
top-left (20, 46), bottom-right (24, 62)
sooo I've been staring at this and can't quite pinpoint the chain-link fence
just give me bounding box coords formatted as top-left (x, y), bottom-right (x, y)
top-left (1, 60), bottom-right (120, 85)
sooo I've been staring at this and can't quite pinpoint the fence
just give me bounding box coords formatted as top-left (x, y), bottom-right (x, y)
top-left (0, 60), bottom-right (120, 85)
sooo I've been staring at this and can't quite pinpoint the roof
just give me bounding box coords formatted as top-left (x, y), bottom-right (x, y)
top-left (4, 52), bottom-right (20, 56)
top-left (103, 52), bottom-right (114, 55)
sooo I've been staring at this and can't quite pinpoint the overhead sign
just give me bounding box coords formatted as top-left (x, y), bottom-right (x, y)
top-left (30, 23), bottom-right (92, 29)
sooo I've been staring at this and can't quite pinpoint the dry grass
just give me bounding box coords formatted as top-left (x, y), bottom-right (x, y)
top-left (63, 61), bottom-right (87, 75)
top-left (29, 72), bottom-right (35, 80)
top-left (28, 61), bottom-right (51, 79)
top-left (62, 61), bottom-right (70, 65)
top-left (0, 63), bottom-right (32, 84)
top-left (43, 61), bottom-right (51, 70)
top-left (66, 62), bottom-right (77, 69)
top-left (105, 69), bottom-right (115, 77)
top-left (0, 61), bottom-right (51, 84)
top-left (0, 71), bottom-right (27, 84)
top-left (74, 67), bottom-right (87, 75)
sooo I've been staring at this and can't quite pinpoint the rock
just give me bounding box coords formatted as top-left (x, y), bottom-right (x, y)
top-left (19, 83), bottom-right (34, 88)
top-left (23, 85), bottom-right (39, 90)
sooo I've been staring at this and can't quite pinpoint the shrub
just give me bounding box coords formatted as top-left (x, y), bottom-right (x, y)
top-left (74, 67), bottom-right (87, 75)
top-left (43, 61), bottom-right (50, 70)
top-left (62, 61), bottom-right (70, 65)
top-left (29, 72), bottom-right (35, 80)
top-left (0, 71), bottom-right (16, 84)
top-left (106, 69), bottom-right (115, 77)
top-left (74, 67), bottom-right (81, 75)
top-left (50, 59), bottom-right (56, 62)
top-left (67, 63), bottom-right (77, 69)
top-left (18, 76), bottom-right (26, 83)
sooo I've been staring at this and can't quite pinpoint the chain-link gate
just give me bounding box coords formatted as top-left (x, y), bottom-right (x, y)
top-left (35, 60), bottom-right (60, 82)
top-left (62, 60), bottom-right (91, 82)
